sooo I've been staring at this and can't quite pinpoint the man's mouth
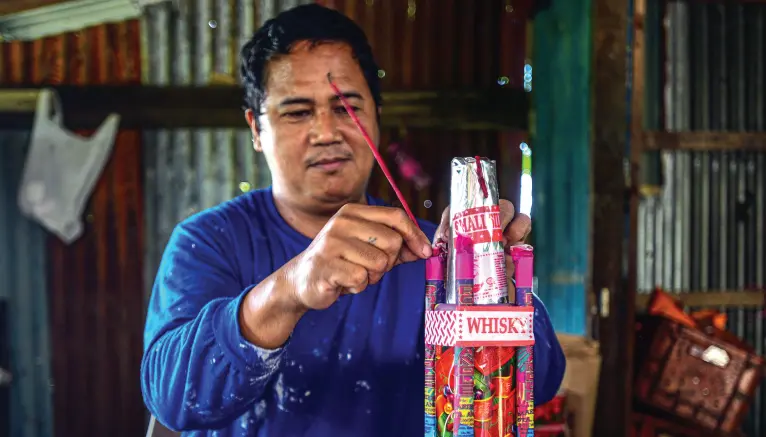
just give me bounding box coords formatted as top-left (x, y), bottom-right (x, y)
top-left (309, 157), bottom-right (351, 171)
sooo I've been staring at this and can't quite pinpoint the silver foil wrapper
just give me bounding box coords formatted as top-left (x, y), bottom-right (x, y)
top-left (446, 157), bottom-right (508, 305)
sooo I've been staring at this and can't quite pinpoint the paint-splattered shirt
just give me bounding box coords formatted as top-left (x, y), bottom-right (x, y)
top-left (141, 188), bottom-right (565, 437)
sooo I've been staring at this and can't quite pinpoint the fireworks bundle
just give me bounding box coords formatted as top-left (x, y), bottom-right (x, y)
top-left (424, 157), bottom-right (536, 437)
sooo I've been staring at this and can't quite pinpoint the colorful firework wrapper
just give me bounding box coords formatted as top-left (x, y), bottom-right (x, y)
top-left (435, 157), bottom-right (516, 437)
top-left (512, 245), bottom-right (535, 437)
top-left (425, 248), bottom-right (446, 437)
top-left (450, 235), bottom-right (475, 437)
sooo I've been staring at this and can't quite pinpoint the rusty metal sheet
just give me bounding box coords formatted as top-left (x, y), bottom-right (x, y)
top-left (1, 19), bottom-right (146, 437)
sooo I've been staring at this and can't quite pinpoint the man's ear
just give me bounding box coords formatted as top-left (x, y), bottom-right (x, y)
top-left (244, 109), bottom-right (263, 152)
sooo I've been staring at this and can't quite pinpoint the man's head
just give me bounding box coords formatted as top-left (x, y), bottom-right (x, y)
top-left (241, 4), bottom-right (382, 215)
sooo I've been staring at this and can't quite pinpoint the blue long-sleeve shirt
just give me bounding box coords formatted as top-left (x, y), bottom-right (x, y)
top-left (141, 188), bottom-right (565, 437)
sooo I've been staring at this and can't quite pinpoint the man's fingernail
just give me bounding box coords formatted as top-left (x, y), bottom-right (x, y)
top-left (422, 244), bottom-right (433, 258)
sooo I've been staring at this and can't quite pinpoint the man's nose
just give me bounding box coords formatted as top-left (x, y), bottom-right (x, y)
top-left (310, 109), bottom-right (342, 145)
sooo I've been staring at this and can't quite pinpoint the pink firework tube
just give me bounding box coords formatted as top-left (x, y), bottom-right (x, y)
top-left (424, 247), bottom-right (446, 437)
top-left (451, 235), bottom-right (474, 437)
top-left (512, 245), bottom-right (535, 437)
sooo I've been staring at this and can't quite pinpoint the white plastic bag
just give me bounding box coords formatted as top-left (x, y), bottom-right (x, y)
top-left (17, 89), bottom-right (120, 244)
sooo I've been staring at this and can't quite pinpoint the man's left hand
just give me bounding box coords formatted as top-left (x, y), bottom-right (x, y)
top-left (433, 199), bottom-right (532, 294)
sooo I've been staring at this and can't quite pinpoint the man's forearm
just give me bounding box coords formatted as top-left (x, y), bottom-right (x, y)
top-left (239, 263), bottom-right (307, 350)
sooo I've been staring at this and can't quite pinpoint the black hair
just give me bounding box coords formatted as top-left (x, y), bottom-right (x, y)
top-left (240, 4), bottom-right (382, 126)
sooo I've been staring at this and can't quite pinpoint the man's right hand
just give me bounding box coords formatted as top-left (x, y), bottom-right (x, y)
top-left (239, 204), bottom-right (432, 349)
top-left (286, 204), bottom-right (433, 311)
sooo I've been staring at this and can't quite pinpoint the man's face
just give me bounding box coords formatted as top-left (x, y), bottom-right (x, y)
top-left (246, 41), bottom-right (378, 213)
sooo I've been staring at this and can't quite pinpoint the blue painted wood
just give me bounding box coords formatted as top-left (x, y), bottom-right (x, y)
top-left (0, 132), bottom-right (54, 437)
top-left (532, 0), bottom-right (593, 335)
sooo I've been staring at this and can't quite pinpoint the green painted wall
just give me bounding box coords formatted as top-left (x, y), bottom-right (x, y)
top-left (531, 0), bottom-right (593, 335)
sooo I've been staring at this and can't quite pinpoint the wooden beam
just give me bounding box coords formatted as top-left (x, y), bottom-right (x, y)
top-left (642, 131), bottom-right (766, 151)
top-left (636, 291), bottom-right (766, 309)
top-left (0, 85), bottom-right (529, 131)
top-left (0, 0), bottom-right (69, 15)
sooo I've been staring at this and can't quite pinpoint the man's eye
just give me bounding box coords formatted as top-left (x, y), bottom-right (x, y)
top-left (283, 110), bottom-right (311, 119)
top-left (334, 106), bottom-right (359, 115)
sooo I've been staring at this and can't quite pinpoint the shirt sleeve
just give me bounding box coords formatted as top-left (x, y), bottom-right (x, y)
top-left (531, 294), bottom-right (567, 404)
top-left (140, 218), bottom-right (284, 431)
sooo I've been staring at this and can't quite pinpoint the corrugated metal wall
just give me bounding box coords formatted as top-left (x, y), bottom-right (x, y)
top-left (637, 2), bottom-right (765, 436)
top-left (140, 0), bottom-right (304, 301)
top-left (46, 131), bottom-right (146, 437)
top-left (1, 20), bottom-right (147, 437)
top-left (0, 136), bottom-right (53, 437)
top-left (140, 0), bottom-right (528, 300)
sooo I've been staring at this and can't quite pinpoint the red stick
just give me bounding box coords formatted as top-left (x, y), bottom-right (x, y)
top-left (326, 73), bottom-right (419, 229)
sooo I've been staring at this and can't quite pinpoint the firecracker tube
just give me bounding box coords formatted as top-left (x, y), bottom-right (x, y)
top-left (451, 234), bottom-right (475, 437)
top-left (447, 157), bottom-right (515, 437)
top-left (425, 247), bottom-right (446, 437)
top-left (512, 245), bottom-right (535, 437)
top-left (446, 157), bottom-right (507, 304)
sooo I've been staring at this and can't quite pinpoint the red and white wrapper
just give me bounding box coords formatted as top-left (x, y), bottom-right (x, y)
top-left (446, 157), bottom-right (508, 305)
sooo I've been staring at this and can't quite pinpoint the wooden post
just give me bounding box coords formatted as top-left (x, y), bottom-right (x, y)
top-left (591, 0), bottom-right (632, 433)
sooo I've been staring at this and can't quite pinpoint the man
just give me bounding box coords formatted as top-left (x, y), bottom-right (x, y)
top-left (141, 4), bottom-right (565, 436)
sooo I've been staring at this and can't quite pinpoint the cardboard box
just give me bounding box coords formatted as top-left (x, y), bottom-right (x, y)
top-left (556, 333), bottom-right (601, 437)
